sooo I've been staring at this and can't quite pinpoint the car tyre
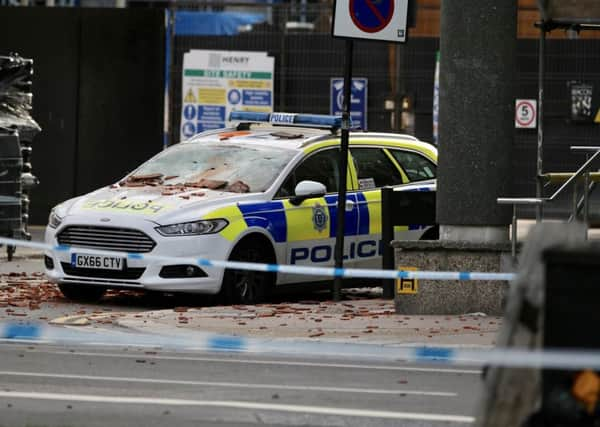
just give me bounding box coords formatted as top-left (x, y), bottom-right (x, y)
top-left (58, 283), bottom-right (106, 303)
top-left (220, 240), bottom-right (274, 305)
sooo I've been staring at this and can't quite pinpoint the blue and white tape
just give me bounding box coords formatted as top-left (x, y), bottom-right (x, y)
top-left (0, 236), bottom-right (516, 282)
top-left (2, 321), bottom-right (600, 371)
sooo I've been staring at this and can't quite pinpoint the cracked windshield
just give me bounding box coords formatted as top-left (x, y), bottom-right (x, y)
top-left (1, 1), bottom-right (597, 427)
top-left (124, 142), bottom-right (296, 193)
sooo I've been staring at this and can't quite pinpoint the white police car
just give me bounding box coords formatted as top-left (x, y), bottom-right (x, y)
top-left (45, 112), bottom-right (437, 303)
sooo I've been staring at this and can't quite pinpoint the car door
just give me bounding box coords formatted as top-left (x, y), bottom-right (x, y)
top-left (274, 148), bottom-right (359, 284)
top-left (350, 145), bottom-right (424, 269)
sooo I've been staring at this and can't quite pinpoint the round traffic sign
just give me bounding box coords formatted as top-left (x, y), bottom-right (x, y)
top-left (515, 100), bottom-right (536, 128)
top-left (349, 0), bottom-right (395, 33)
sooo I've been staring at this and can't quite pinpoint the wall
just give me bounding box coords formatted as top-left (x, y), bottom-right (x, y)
top-left (0, 7), bottom-right (165, 224)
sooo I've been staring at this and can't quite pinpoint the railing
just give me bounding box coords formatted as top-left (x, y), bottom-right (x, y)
top-left (498, 146), bottom-right (600, 258)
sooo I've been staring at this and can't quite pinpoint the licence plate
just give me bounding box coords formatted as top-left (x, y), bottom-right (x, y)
top-left (71, 253), bottom-right (125, 270)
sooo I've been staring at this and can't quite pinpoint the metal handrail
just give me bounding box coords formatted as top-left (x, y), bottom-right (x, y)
top-left (498, 146), bottom-right (600, 258)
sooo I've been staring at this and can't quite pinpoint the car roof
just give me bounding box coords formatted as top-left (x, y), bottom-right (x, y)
top-left (184, 125), bottom-right (437, 160)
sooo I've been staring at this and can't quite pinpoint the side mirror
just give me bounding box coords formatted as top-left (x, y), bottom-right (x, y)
top-left (290, 180), bottom-right (327, 206)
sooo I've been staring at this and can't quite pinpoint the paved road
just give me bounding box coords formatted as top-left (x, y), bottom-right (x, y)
top-left (0, 227), bottom-right (490, 426)
top-left (0, 342), bottom-right (481, 427)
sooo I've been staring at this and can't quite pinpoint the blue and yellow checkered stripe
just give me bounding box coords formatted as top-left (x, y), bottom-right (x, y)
top-left (204, 188), bottom-right (431, 243)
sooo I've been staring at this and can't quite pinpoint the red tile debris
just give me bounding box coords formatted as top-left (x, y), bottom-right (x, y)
top-left (258, 312), bottom-right (275, 318)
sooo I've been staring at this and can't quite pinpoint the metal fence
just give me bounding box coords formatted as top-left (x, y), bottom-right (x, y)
top-left (167, 1), bottom-right (600, 219)
top-left (168, 2), bottom-right (438, 145)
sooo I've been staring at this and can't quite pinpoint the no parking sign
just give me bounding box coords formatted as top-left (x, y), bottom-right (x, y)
top-left (332, 0), bottom-right (409, 42)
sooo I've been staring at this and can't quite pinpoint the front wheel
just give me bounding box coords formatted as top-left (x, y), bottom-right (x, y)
top-left (220, 241), bottom-right (274, 305)
top-left (58, 283), bottom-right (106, 303)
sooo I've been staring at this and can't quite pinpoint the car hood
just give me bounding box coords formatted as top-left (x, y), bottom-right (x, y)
top-left (63, 184), bottom-right (265, 225)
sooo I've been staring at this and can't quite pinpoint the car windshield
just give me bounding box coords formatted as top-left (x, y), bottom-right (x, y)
top-left (122, 142), bottom-right (297, 193)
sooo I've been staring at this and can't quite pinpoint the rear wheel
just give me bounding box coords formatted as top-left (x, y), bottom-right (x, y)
top-left (220, 239), bottom-right (274, 305)
top-left (58, 283), bottom-right (106, 303)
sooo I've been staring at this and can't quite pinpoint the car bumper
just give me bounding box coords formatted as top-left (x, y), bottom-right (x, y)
top-left (44, 222), bottom-right (229, 294)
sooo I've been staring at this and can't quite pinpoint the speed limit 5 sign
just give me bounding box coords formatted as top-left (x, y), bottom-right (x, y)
top-left (515, 99), bottom-right (537, 129)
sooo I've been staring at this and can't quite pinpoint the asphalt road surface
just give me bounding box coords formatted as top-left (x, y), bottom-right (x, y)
top-left (0, 239), bottom-right (485, 426)
top-left (0, 342), bottom-right (482, 427)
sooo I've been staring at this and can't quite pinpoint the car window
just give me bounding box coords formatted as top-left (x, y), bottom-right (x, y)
top-left (124, 142), bottom-right (296, 193)
top-left (350, 147), bottom-right (404, 190)
top-left (277, 149), bottom-right (340, 197)
top-left (388, 149), bottom-right (437, 181)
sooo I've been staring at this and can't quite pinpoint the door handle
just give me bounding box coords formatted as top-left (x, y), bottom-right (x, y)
top-left (345, 200), bottom-right (355, 212)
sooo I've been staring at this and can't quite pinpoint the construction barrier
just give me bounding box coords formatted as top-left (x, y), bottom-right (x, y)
top-left (2, 321), bottom-right (600, 372)
top-left (0, 236), bottom-right (515, 282)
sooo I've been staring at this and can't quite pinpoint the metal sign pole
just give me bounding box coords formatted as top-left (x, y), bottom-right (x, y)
top-left (536, 23), bottom-right (546, 222)
top-left (333, 38), bottom-right (354, 301)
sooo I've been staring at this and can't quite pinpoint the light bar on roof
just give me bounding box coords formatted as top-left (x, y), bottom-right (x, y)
top-left (229, 111), bottom-right (348, 130)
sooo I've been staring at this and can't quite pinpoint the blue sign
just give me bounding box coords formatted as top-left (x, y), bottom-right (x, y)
top-left (182, 122), bottom-right (196, 138)
top-left (197, 105), bottom-right (226, 122)
top-left (349, 0), bottom-right (394, 33)
top-left (243, 90), bottom-right (272, 107)
top-left (183, 104), bottom-right (196, 120)
top-left (228, 89), bottom-right (241, 105)
top-left (196, 122), bottom-right (225, 133)
top-left (330, 78), bottom-right (368, 130)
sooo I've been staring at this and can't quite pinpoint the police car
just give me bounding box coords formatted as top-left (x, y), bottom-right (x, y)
top-left (44, 112), bottom-right (437, 303)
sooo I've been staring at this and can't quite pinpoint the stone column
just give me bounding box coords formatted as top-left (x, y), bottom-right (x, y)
top-left (437, 1), bottom-right (517, 243)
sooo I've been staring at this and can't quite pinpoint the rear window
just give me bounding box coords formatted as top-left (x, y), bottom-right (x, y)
top-left (350, 147), bottom-right (404, 189)
top-left (388, 149), bottom-right (436, 182)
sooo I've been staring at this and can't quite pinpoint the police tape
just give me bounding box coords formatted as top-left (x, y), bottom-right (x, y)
top-left (2, 321), bottom-right (600, 371)
top-left (0, 236), bottom-right (516, 282)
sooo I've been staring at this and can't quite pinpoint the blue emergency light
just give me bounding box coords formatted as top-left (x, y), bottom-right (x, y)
top-left (229, 111), bottom-right (349, 130)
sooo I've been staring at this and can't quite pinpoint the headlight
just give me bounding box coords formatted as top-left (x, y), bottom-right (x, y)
top-left (155, 219), bottom-right (228, 236)
top-left (48, 210), bottom-right (63, 229)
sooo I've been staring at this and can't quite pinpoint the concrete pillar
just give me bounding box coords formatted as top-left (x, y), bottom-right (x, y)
top-left (437, 1), bottom-right (517, 243)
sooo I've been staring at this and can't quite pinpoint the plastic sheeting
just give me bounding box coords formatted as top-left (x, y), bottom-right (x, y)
top-left (174, 11), bottom-right (266, 36)
top-left (0, 54), bottom-right (41, 142)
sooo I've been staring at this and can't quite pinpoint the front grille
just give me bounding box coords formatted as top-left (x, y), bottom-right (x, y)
top-left (61, 262), bottom-right (145, 280)
top-left (57, 225), bottom-right (156, 253)
top-left (159, 264), bottom-right (207, 279)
